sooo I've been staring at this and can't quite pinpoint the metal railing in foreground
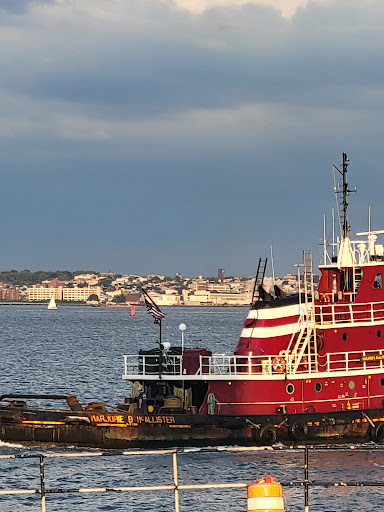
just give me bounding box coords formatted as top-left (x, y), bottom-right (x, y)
top-left (2, 445), bottom-right (384, 511)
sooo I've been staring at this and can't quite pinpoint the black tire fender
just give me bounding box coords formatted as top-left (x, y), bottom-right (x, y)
top-left (316, 335), bottom-right (325, 352)
top-left (258, 424), bottom-right (277, 445)
top-left (289, 421), bottom-right (309, 441)
top-left (370, 421), bottom-right (384, 443)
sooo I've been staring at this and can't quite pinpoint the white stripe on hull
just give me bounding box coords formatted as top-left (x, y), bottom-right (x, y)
top-left (245, 303), bottom-right (304, 320)
top-left (241, 323), bottom-right (301, 338)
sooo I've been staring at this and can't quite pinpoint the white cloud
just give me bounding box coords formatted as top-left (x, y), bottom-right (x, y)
top-left (0, 0), bottom-right (384, 152)
top-left (0, 84), bottom-right (380, 158)
top-left (173, 0), bottom-right (331, 18)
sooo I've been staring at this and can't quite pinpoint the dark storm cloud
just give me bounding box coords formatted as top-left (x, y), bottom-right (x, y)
top-left (0, 0), bottom-right (383, 275)
top-left (2, 0), bottom-right (384, 122)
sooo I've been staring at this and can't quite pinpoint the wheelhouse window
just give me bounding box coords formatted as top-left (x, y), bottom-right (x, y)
top-left (373, 273), bottom-right (382, 289)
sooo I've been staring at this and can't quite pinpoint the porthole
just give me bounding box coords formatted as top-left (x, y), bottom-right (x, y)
top-left (381, 378), bottom-right (384, 387)
top-left (286, 383), bottom-right (295, 394)
top-left (349, 380), bottom-right (356, 390)
top-left (377, 330), bottom-right (382, 338)
top-left (315, 382), bottom-right (322, 392)
top-left (342, 332), bottom-right (348, 341)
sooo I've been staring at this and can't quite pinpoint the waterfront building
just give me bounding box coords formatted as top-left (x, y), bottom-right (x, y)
top-left (182, 289), bottom-right (251, 306)
top-left (62, 286), bottom-right (101, 302)
top-left (28, 286), bottom-right (63, 301)
top-left (28, 285), bottom-right (101, 302)
top-left (122, 292), bottom-right (141, 304)
top-left (0, 286), bottom-right (21, 300)
top-left (147, 291), bottom-right (182, 306)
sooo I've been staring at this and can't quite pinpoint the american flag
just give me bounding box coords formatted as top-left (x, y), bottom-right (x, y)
top-left (144, 297), bottom-right (166, 324)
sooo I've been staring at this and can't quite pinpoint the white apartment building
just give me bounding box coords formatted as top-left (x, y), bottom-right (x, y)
top-left (28, 286), bottom-right (63, 301)
top-left (62, 286), bottom-right (101, 302)
top-left (149, 291), bottom-right (182, 306)
top-left (182, 289), bottom-right (251, 306)
top-left (28, 286), bottom-right (101, 302)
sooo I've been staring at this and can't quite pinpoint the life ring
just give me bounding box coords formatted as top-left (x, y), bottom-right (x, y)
top-left (272, 356), bottom-right (286, 373)
top-left (320, 294), bottom-right (331, 303)
top-left (289, 420), bottom-right (309, 441)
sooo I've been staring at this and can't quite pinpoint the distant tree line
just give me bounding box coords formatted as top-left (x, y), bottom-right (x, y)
top-left (0, 270), bottom-right (100, 286)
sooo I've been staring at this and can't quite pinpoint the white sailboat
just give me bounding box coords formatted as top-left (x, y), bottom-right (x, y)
top-left (47, 296), bottom-right (57, 310)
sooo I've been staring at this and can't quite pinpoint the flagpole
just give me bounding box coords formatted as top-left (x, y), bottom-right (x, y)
top-left (158, 318), bottom-right (162, 377)
top-left (142, 287), bottom-right (165, 349)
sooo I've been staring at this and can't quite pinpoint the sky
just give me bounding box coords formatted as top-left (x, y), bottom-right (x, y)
top-left (0, 0), bottom-right (384, 278)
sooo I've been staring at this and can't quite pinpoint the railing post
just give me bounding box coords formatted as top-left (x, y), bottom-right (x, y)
top-left (172, 451), bottom-right (180, 512)
top-left (304, 446), bottom-right (309, 512)
top-left (39, 454), bottom-right (46, 512)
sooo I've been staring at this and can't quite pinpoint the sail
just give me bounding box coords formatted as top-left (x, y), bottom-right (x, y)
top-left (48, 297), bottom-right (57, 310)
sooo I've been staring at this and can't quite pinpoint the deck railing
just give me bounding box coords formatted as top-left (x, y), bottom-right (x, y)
top-left (124, 353), bottom-right (183, 375)
top-left (2, 446), bottom-right (384, 512)
top-left (315, 300), bottom-right (384, 326)
top-left (123, 347), bottom-right (384, 379)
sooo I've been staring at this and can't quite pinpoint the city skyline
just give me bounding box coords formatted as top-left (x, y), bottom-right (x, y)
top-left (0, 267), bottom-right (300, 305)
top-left (0, 266), bottom-right (295, 280)
top-left (1, 1), bottom-right (384, 277)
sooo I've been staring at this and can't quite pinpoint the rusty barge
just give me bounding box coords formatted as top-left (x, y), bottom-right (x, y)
top-left (0, 392), bottom-right (381, 448)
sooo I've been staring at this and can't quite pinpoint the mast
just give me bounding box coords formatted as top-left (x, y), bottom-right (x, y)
top-left (341, 152), bottom-right (350, 239)
top-left (334, 152), bottom-right (355, 241)
top-left (323, 214), bottom-right (327, 265)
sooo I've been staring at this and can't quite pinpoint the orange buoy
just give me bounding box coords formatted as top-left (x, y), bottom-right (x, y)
top-left (247, 476), bottom-right (285, 512)
top-left (130, 306), bottom-right (135, 316)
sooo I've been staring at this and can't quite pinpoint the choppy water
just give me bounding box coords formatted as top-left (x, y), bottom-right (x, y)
top-left (0, 305), bottom-right (382, 511)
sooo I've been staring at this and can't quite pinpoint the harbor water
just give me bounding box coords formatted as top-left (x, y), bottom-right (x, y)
top-left (0, 305), bottom-right (383, 511)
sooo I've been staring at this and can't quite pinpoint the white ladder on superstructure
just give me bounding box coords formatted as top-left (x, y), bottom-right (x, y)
top-left (285, 252), bottom-right (317, 374)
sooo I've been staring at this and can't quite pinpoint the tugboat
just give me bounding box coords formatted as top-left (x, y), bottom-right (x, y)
top-left (121, 153), bottom-right (384, 445)
top-left (1, 152), bottom-right (384, 448)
